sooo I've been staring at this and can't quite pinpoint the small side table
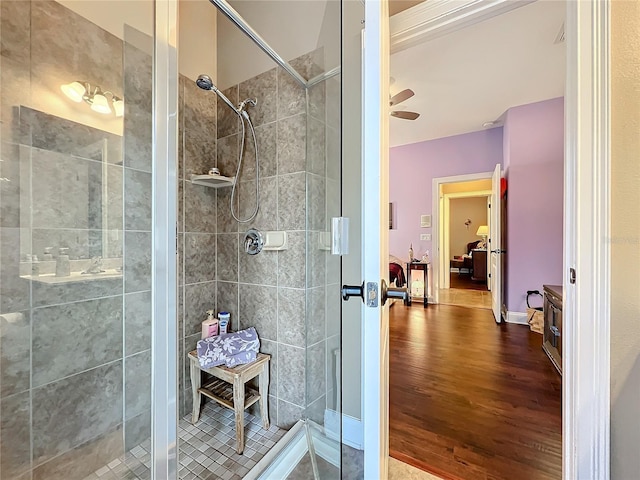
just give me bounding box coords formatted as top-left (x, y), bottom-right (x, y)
top-left (188, 351), bottom-right (270, 454)
top-left (406, 262), bottom-right (429, 307)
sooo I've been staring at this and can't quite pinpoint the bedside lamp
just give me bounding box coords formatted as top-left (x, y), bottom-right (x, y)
top-left (476, 225), bottom-right (489, 244)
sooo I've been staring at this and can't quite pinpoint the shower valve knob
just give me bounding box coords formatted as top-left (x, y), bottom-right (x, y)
top-left (243, 229), bottom-right (264, 255)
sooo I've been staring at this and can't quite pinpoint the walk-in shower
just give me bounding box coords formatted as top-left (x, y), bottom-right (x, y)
top-left (195, 73), bottom-right (260, 223)
top-left (191, 0), bottom-right (349, 478)
top-left (0, 0), bottom-right (358, 478)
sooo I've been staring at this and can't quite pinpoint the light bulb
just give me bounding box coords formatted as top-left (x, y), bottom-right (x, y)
top-left (60, 81), bottom-right (86, 102)
top-left (112, 98), bottom-right (124, 117)
top-left (91, 93), bottom-right (111, 114)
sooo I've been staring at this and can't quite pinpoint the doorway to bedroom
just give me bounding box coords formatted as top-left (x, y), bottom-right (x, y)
top-left (387, 0), bottom-right (566, 477)
top-left (438, 177), bottom-right (492, 309)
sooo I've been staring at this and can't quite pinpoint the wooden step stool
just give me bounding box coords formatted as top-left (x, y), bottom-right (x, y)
top-left (188, 351), bottom-right (270, 454)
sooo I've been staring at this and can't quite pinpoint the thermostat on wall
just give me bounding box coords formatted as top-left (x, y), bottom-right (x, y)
top-left (420, 215), bottom-right (432, 228)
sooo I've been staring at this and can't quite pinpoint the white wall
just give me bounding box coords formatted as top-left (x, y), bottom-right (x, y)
top-left (57, 0), bottom-right (153, 39)
top-left (58, 0), bottom-right (216, 81)
top-left (179, 0), bottom-right (217, 81)
top-left (611, 1), bottom-right (640, 477)
top-left (340, 0), bottom-right (364, 422)
top-left (442, 179), bottom-right (491, 194)
top-left (449, 196), bottom-right (488, 257)
top-left (218, 0), bottom-right (338, 88)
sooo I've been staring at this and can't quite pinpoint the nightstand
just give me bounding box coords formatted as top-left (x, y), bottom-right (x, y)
top-left (471, 249), bottom-right (487, 282)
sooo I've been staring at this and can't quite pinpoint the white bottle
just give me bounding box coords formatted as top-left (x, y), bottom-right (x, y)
top-left (31, 255), bottom-right (40, 277)
top-left (218, 312), bottom-right (230, 334)
top-left (201, 310), bottom-right (218, 339)
top-left (55, 247), bottom-right (70, 277)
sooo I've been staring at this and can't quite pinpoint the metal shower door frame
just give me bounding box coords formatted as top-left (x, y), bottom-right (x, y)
top-left (152, 0), bottom-right (179, 478)
top-left (209, 0), bottom-right (341, 89)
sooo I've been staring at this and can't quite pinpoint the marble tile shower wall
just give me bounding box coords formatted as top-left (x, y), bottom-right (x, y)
top-left (122, 33), bottom-right (154, 456)
top-left (319, 75), bottom-right (342, 417)
top-left (177, 75), bottom-right (219, 418)
top-left (305, 75), bottom-right (341, 426)
top-left (214, 52), bottom-right (333, 429)
top-left (0, 3), bottom-right (152, 479)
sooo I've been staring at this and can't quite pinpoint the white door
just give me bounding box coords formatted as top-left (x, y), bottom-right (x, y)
top-left (490, 163), bottom-right (502, 323)
top-left (486, 196), bottom-right (492, 291)
top-left (359, 0), bottom-right (391, 478)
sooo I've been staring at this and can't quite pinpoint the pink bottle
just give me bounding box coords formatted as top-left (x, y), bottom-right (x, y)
top-left (201, 310), bottom-right (219, 339)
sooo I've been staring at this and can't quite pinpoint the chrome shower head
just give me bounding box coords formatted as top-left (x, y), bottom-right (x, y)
top-left (196, 73), bottom-right (241, 116)
top-left (196, 74), bottom-right (216, 92)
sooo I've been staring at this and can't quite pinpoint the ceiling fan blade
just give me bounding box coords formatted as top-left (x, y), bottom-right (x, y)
top-left (391, 110), bottom-right (420, 120)
top-left (390, 88), bottom-right (414, 107)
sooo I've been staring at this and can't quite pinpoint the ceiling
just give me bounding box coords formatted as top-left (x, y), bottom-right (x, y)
top-left (389, 0), bottom-right (566, 147)
top-left (389, 0), bottom-right (426, 17)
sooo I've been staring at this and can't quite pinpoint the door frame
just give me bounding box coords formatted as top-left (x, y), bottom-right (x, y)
top-left (377, 1), bottom-right (611, 479)
top-left (563, 1), bottom-right (610, 478)
top-left (431, 171), bottom-right (493, 303)
top-left (440, 190), bottom-right (491, 290)
top-left (362, 1), bottom-right (390, 479)
top-left (152, 0), bottom-right (179, 477)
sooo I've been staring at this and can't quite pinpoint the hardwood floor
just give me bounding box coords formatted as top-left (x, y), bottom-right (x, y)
top-left (437, 288), bottom-right (492, 310)
top-left (389, 304), bottom-right (562, 480)
top-left (450, 274), bottom-right (488, 291)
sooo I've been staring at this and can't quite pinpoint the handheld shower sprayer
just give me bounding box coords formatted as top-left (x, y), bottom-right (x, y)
top-left (195, 74), bottom-right (215, 91)
top-left (196, 74), bottom-right (242, 116)
top-left (196, 73), bottom-right (260, 223)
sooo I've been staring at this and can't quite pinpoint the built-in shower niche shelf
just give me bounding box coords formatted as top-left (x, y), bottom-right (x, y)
top-left (190, 174), bottom-right (235, 188)
top-left (21, 270), bottom-right (123, 285)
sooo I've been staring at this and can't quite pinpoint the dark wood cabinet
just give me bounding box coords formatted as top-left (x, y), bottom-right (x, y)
top-left (471, 249), bottom-right (487, 282)
top-left (543, 285), bottom-right (563, 375)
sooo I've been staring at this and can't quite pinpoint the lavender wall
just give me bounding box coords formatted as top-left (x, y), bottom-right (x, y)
top-left (503, 97), bottom-right (564, 313)
top-left (389, 128), bottom-right (503, 260)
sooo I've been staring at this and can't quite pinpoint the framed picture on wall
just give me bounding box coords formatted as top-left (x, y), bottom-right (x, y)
top-left (389, 203), bottom-right (395, 229)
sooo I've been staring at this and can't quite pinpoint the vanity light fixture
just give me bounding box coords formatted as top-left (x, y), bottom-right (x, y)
top-left (60, 81), bottom-right (124, 117)
top-left (60, 81), bottom-right (86, 102)
top-left (112, 98), bottom-right (124, 117)
top-left (90, 89), bottom-right (111, 114)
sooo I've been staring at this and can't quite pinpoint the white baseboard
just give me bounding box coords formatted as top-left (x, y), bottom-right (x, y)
top-left (506, 311), bottom-right (529, 325)
top-left (342, 414), bottom-right (363, 450)
top-left (324, 410), bottom-right (363, 450)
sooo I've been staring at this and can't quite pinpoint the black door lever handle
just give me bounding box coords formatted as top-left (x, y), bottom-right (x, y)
top-left (381, 279), bottom-right (409, 306)
top-left (341, 282), bottom-right (364, 302)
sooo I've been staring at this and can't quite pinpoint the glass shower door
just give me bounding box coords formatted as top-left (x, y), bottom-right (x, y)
top-left (0, 1), bottom-right (178, 478)
top-left (302, 0), bottom-right (365, 477)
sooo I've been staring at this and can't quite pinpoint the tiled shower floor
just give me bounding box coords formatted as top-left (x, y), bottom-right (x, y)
top-left (85, 402), bottom-right (286, 480)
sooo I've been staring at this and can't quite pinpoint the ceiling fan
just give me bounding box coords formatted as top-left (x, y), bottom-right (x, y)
top-left (390, 88), bottom-right (420, 120)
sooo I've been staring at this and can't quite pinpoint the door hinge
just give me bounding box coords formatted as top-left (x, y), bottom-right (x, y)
top-left (331, 217), bottom-right (349, 256)
top-left (569, 268), bottom-right (576, 284)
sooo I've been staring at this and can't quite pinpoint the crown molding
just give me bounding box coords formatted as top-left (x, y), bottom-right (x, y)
top-left (390, 0), bottom-right (536, 53)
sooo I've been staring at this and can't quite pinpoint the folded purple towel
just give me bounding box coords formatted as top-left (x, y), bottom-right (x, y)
top-left (197, 327), bottom-right (260, 369)
top-left (224, 350), bottom-right (257, 368)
